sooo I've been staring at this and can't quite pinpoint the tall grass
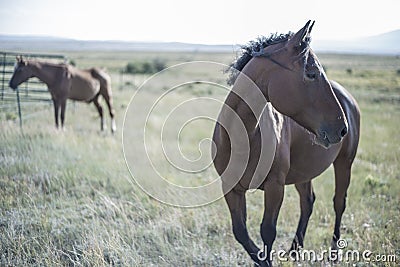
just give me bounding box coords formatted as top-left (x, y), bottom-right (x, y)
top-left (1, 52), bottom-right (399, 266)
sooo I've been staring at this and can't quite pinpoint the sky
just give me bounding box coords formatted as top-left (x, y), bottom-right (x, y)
top-left (0, 0), bottom-right (399, 44)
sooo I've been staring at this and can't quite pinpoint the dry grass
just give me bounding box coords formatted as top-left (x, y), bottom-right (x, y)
top-left (0, 51), bottom-right (399, 266)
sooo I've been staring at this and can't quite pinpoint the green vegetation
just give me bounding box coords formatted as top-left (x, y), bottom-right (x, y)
top-left (0, 51), bottom-right (399, 266)
top-left (125, 58), bottom-right (166, 74)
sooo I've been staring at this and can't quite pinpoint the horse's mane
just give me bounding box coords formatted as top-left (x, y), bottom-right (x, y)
top-left (226, 32), bottom-right (293, 85)
top-left (20, 58), bottom-right (67, 69)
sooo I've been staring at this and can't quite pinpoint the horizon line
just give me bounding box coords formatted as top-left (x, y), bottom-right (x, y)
top-left (1, 28), bottom-right (399, 46)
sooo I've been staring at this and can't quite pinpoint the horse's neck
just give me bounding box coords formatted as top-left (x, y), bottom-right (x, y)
top-left (30, 62), bottom-right (59, 87)
top-left (219, 73), bottom-right (268, 136)
top-left (215, 71), bottom-right (278, 190)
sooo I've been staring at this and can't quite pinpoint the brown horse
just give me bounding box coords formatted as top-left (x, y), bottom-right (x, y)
top-left (212, 21), bottom-right (360, 266)
top-left (9, 57), bottom-right (116, 132)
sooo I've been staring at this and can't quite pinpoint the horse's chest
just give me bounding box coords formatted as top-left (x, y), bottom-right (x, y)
top-left (286, 137), bottom-right (341, 184)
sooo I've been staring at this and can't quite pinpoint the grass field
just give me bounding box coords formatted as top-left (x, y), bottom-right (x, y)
top-left (0, 51), bottom-right (399, 266)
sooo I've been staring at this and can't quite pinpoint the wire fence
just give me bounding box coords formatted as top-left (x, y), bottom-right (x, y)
top-left (0, 51), bottom-right (67, 127)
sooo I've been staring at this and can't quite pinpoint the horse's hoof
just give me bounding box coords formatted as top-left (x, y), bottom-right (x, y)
top-left (111, 120), bottom-right (116, 133)
top-left (254, 261), bottom-right (271, 267)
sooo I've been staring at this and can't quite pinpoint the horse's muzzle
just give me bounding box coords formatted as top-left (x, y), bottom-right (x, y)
top-left (9, 81), bottom-right (17, 90)
top-left (316, 122), bottom-right (348, 148)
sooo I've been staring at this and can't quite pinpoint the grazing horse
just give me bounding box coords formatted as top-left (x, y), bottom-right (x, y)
top-left (212, 21), bottom-right (360, 266)
top-left (9, 56), bottom-right (116, 132)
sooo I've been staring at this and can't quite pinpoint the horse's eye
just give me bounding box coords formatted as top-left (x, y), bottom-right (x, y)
top-left (305, 72), bottom-right (316, 81)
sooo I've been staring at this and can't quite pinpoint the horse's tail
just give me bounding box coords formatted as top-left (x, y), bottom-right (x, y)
top-left (90, 68), bottom-right (111, 95)
top-left (90, 68), bottom-right (115, 131)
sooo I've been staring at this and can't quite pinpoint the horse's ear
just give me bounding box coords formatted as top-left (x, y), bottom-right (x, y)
top-left (308, 20), bottom-right (315, 35)
top-left (287, 20), bottom-right (314, 49)
top-left (16, 56), bottom-right (27, 65)
top-left (20, 56), bottom-right (27, 65)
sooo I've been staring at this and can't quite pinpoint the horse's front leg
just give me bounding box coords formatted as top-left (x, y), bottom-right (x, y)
top-left (60, 98), bottom-right (67, 130)
top-left (224, 184), bottom-right (262, 265)
top-left (331, 158), bottom-right (352, 250)
top-left (103, 93), bottom-right (116, 133)
top-left (260, 174), bottom-right (285, 266)
top-left (259, 143), bottom-right (289, 266)
top-left (290, 181), bottom-right (316, 252)
top-left (52, 98), bottom-right (60, 129)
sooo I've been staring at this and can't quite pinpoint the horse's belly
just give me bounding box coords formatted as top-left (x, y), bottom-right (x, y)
top-left (68, 77), bottom-right (100, 101)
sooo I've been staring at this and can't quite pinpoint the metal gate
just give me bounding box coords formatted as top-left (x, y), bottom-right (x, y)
top-left (0, 51), bottom-right (67, 127)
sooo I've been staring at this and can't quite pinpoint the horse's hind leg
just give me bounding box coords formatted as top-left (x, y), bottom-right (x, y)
top-left (101, 90), bottom-right (116, 133)
top-left (290, 181), bottom-right (315, 252)
top-left (224, 185), bottom-right (262, 265)
top-left (92, 95), bottom-right (105, 131)
top-left (331, 158), bottom-right (352, 250)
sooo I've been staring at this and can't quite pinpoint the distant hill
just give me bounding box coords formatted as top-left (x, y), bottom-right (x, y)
top-left (0, 35), bottom-right (237, 53)
top-left (313, 30), bottom-right (400, 54)
top-left (1, 30), bottom-right (399, 54)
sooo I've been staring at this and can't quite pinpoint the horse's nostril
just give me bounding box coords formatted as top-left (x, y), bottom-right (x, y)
top-left (340, 126), bottom-right (348, 137)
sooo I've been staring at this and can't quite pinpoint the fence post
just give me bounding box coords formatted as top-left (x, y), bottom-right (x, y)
top-left (25, 78), bottom-right (29, 97)
top-left (16, 88), bottom-right (22, 127)
top-left (1, 53), bottom-right (5, 100)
